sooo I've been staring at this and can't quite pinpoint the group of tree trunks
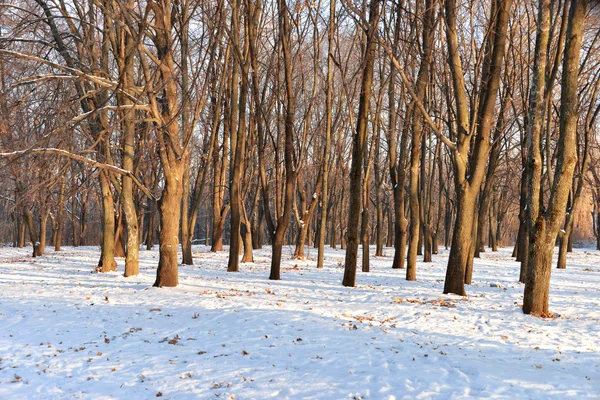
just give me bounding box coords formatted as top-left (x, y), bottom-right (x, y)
top-left (0, 0), bottom-right (598, 318)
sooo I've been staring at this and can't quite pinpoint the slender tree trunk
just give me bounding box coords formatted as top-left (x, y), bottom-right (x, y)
top-left (23, 209), bottom-right (41, 257)
top-left (388, 2), bottom-right (408, 270)
top-left (361, 128), bottom-right (376, 272)
top-left (120, 101), bottom-right (139, 276)
top-left (317, 0), bottom-right (335, 269)
top-left (361, 174), bottom-right (371, 272)
top-left (98, 171), bottom-right (117, 272)
top-left (39, 212), bottom-right (48, 255)
top-left (557, 225), bottom-right (572, 270)
top-left (146, 206), bottom-right (155, 250)
top-left (211, 125), bottom-right (228, 252)
top-left (342, 0), bottom-right (381, 287)
top-left (331, 201), bottom-right (337, 249)
top-left (227, 0), bottom-right (243, 273)
top-left (464, 208), bottom-right (479, 284)
top-left (18, 216), bottom-right (25, 248)
top-left (181, 164), bottom-right (193, 265)
top-left (489, 200), bottom-right (498, 251)
top-left (407, 0), bottom-right (436, 280)
top-left (54, 177), bottom-right (65, 251)
top-left (114, 213), bottom-right (126, 258)
top-left (269, 0), bottom-right (297, 280)
top-left (374, 120), bottom-right (384, 257)
top-left (241, 204), bottom-right (253, 263)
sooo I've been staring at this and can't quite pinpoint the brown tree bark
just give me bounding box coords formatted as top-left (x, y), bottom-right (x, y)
top-left (317, 0), bottom-right (335, 268)
top-left (98, 171), bottom-right (117, 272)
top-left (269, 0), bottom-right (297, 281)
top-left (294, 174), bottom-right (322, 260)
top-left (557, 72), bottom-right (597, 269)
top-left (361, 134), bottom-right (375, 272)
top-left (405, 2), bottom-right (437, 277)
top-left (387, 1), bottom-right (408, 270)
top-left (524, 0), bottom-right (587, 316)
top-left (148, 1), bottom-right (192, 287)
top-left (54, 177), bottom-right (65, 251)
top-left (23, 209), bottom-right (41, 257)
top-left (342, 0), bottom-right (381, 287)
top-left (229, 0), bottom-right (251, 272)
top-left (443, 0), bottom-right (512, 295)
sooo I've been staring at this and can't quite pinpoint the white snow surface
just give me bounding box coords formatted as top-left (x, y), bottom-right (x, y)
top-left (0, 245), bottom-right (599, 399)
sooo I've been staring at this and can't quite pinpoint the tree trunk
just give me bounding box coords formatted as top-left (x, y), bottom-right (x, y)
top-left (442, 0), bottom-right (511, 295)
top-left (23, 209), bottom-right (42, 257)
top-left (120, 105), bottom-right (139, 276)
top-left (114, 213), bottom-right (126, 258)
top-left (443, 188), bottom-right (475, 295)
top-left (423, 223), bottom-right (432, 262)
top-left (557, 226), bottom-right (571, 270)
top-left (342, 0), bottom-right (380, 287)
top-left (361, 179), bottom-right (371, 273)
top-left (241, 204), bottom-right (253, 263)
top-left (524, 0), bottom-right (587, 316)
top-left (317, 0), bottom-right (335, 269)
top-left (54, 178), bottom-right (65, 252)
top-left (464, 209), bottom-right (479, 284)
top-left (294, 175), bottom-right (322, 260)
top-left (98, 171), bottom-right (117, 272)
top-left (361, 128), bottom-right (376, 272)
top-left (181, 164), bottom-right (194, 265)
top-left (154, 175), bottom-right (183, 287)
top-left (146, 207), bottom-right (155, 250)
top-left (386, 204), bottom-right (393, 248)
top-left (489, 201), bottom-right (498, 251)
top-left (374, 178), bottom-right (384, 257)
top-left (211, 126), bottom-right (228, 251)
top-left (269, 0), bottom-right (297, 281)
top-left (39, 212), bottom-right (48, 255)
top-left (392, 186), bottom-right (408, 269)
top-left (387, 1), bottom-right (408, 270)
top-left (331, 201), bottom-right (337, 249)
top-left (407, 0), bottom-right (436, 279)
top-left (150, 1), bottom-right (190, 288)
top-left (18, 216), bottom-right (25, 248)
top-left (407, 141), bottom-right (421, 279)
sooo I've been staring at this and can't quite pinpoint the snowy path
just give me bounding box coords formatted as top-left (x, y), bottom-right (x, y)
top-left (0, 245), bottom-right (598, 399)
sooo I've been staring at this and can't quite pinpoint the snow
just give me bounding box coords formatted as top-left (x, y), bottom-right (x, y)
top-left (0, 245), bottom-right (599, 399)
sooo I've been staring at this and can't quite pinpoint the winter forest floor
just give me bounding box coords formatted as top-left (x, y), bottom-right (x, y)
top-left (0, 245), bottom-right (599, 399)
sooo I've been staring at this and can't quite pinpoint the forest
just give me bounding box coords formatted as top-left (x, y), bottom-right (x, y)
top-left (0, 0), bottom-right (599, 319)
top-left (1, 1), bottom-right (600, 398)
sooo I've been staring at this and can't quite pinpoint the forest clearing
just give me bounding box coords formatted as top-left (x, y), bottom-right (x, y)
top-left (0, 245), bottom-right (599, 399)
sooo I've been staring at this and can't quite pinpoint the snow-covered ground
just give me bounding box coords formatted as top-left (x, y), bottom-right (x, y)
top-left (0, 244), bottom-right (598, 399)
